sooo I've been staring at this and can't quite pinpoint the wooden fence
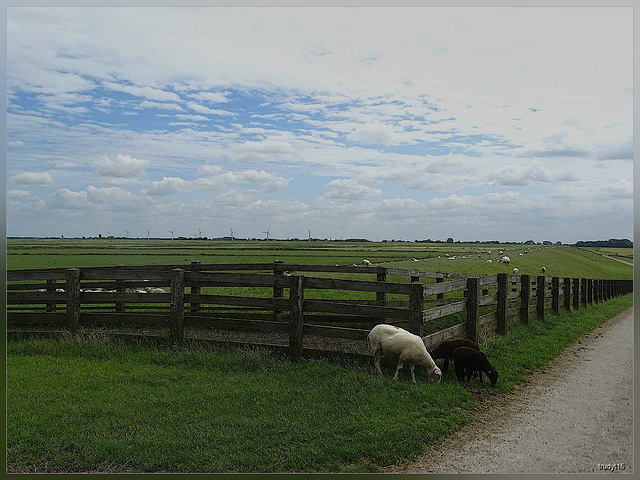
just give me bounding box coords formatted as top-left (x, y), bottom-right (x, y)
top-left (7, 261), bottom-right (633, 357)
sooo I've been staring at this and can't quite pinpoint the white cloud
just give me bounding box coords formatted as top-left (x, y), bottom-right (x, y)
top-left (602, 179), bottom-right (632, 198)
top-left (142, 176), bottom-right (192, 196)
top-left (93, 154), bottom-right (150, 178)
top-left (189, 91), bottom-right (229, 103)
top-left (324, 178), bottom-right (382, 200)
top-left (8, 140), bottom-right (25, 147)
top-left (346, 122), bottom-right (407, 146)
top-left (48, 188), bottom-right (88, 209)
top-left (137, 100), bottom-right (184, 111)
top-left (104, 82), bottom-right (181, 102)
top-left (221, 169), bottom-right (291, 193)
top-left (176, 114), bottom-right (209, 122)
top-left (187, 102), bottom-right (235, 116)
top-left (11, 171), bottom-right (54, 186)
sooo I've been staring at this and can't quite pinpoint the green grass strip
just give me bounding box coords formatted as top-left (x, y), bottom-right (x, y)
top-left (7, 294), bottom-right (633, 473)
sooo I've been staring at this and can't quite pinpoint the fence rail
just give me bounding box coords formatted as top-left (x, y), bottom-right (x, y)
top-left (7, 262), bottom-right (633, 358)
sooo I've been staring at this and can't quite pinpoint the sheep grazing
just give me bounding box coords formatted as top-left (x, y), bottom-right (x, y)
top-left (144, 287), bottom-right (166, 294)
top-left (541, 266), bottom-right (547, 273)
top-left (501, 256), bottom-right (510, 264)
top-left (429, 338), bottom-right (479, 373)
top-left (362, 259), bottom-right (371, 266)
top-left (513, 267), bottom-right (519, 275)
top-left (453, 346), bottom-right (499, 385)
top-left (486, 260), bottom-right (493, 263)
top-left (368, 324), bottom-right (441, 384)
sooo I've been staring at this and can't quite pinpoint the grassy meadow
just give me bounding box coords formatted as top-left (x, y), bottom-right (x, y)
top-left (7, 238), bottom-right (633, 279)
top-left (7, 238), bottom-right (634, 472)
top-left (7, 294), bottom-right (633, 473)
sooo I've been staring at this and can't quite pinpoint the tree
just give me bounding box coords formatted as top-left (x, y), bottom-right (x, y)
top-left (446, 237), bottom-right (454, 243)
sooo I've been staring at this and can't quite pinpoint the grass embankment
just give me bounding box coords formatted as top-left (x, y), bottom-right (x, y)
top-left (7, 294), bottom-right (633, 473)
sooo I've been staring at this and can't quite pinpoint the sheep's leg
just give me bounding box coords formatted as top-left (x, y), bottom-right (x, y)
top-left (478, 370), bottom-right (483, 382)
top-left (466, 369), bottom-right (473, 382)
top-left (443, 357), bottom-right (450, 373)
top-left (409, 364), bottom-right (416, 384)
top-left (393, 360), bottom-right (404, 380)
top-left (373, 349), bottom-right (383, 375)
top-left (455, 362), bottom-right (464, 381)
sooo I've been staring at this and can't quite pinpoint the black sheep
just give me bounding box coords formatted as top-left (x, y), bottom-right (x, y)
top-left (429, 338), bottom-right (479, 373)
top-left (453, 346), bottom-right (499, 385)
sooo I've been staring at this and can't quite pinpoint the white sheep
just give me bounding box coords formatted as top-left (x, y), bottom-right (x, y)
top-left (541, 266), bottom-right (547, 273)
top-left (513, 267), bottom-right (519, 275)
top-left (368, 324), bottom-right (441, 384)
top-left (501, 256), bottom-right (511, 264)
top-left (362, 259), bottom-right (371, 266)
top-left (486, 260), bottom-right (493, 263)
top-left (144, 287), bottom-right (166, 293)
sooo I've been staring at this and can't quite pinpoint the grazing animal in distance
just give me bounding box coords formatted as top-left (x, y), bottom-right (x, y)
top-left (541, 266), bottom-right (547, 273)
top-left (513, 267), bottom-right (519, 275)
top-left (453, 346), bottom-right (499, 385)
top-left (368, 324), bottom-right (441, 384)
top-left (362, 259), bottom-right (371, 266)
top-left (429, 338), bottom-right (479, 373)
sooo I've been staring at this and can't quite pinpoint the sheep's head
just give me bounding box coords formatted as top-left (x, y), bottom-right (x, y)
top-left (487, 369), bottom-right (499, 385)
top-left (428, 366), bottom-right (442, 383)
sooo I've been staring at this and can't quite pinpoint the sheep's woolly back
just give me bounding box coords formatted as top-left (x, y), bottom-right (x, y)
top-left (368, 324), bottom-right (437, 370)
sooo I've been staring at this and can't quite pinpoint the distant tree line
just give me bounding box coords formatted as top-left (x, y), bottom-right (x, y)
top-left (574, 238), bottom-right (633, 248)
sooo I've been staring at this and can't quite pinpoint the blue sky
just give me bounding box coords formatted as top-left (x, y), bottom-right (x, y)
top-left (6, 7), bottom-right (633, 242)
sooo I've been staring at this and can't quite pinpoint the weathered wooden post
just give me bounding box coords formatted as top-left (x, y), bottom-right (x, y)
top-left (588, 279), bottom-right (593, 304)
top-left (594, 279), bottom-right (599, 304)
top-left (376, 268), bottom-right (387, 306)
top-left (466, 277), bottom-right (479, 343)
top-left (408, 282), bottom-right (424, 337)
top-left (289, 275), bottom-right (304, 359)
top-left (573, 278), bottom-right (580, 310)
top-left (115, 279), bottom-right (125, 313)
top-left (436, 276), bottom-right (445, 304)
top-left (520, 275), bottom-right (530, 325)
top-left (169, 268), bottom-right (185, 342)
top-left (564, 277), bottom-right (572, 312)
top-left (46, 279), bottom-right (56, 313)
top-left (190, 260), bottom-right (201, 315)
top-left (497, 273), bottom-right (508, 335)
top-left (551, 277), bottom-right (559, 314)
top-left (66, 268), bottom-right (81, 334)
top-left (273, 260), bottom-right (285, 320)
top-left (581, 278), bottom-right (587, 307)
top-left (411, 274), bottom-right (420, 283)
top-left (536, 276), bottom-right (545, 319)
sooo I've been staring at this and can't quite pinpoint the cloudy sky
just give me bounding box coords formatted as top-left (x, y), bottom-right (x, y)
top-left (7, 6), bottom-right (633, 242)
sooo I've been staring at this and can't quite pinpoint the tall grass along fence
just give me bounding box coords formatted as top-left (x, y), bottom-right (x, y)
top-left (7, 261), bottom-right (633, 358)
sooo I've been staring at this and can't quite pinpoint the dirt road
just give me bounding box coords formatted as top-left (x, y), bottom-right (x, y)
top-left (392, 307), bottom-right (634, 474)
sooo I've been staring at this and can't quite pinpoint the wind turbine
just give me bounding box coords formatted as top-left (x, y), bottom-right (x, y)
top-left (126, 230), bottom-right (129, 238)
top-left (308, 229), bottom-right (311, 241)
top-left (197, 227), bottom-right (202, 239)
top-left (263, 227), bottom-right (271, 241)
top-left (169, 230), bottom-right (174, 240)
top-left (147, 229), bottom-right (150, 240)
top-left (230, 228), bottom-right (235, 241)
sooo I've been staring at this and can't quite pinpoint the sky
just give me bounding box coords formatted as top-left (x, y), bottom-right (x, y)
top-left (6, 6), bottom-right (633, 243)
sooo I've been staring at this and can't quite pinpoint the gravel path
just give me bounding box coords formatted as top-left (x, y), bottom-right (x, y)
top-left (391, 307), bottom-right (634, 474)
top-left (602, 254), bottom-right (634, 267)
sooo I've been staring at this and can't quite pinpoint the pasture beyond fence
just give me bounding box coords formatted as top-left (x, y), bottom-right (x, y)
top-left (7, 261), bottom-right (633, 357)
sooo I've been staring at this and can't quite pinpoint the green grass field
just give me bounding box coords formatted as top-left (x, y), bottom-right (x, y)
top-left (7, 239), bottom-right (634, 472)
top-left (7, 294), bottom-right (633, 473)
top-left (7, 238), bottom-right (633, 279)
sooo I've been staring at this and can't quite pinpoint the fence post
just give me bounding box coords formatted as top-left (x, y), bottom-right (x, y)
top-left (46, 279), bottom-right (56, 313)
top-left (190, 260), bottom-right (201, 315)
top-left (289, 275), bottom-right (304, 359)
top-left (436, 276), bottom-right (445, 304)
top-left (573, 278), bottom-right (580, 310)
top-left (466, 277), bottom-right (479, 343)
top-left (65, 268), bottom-right (81, 335)
top-left (115, 279), bottom-right (125, 313)
top-left (594, 279), bottom-right (600, 304)
top-left (551, 277), bottom-right (559, 314)
top-left (497, 273), bottom-right (508, 335)
top-left (581, 278), bottom-right (587, 307)
top-left (520, 275), bottom-right (530, 325)
top-left (536, 276), bottom-right (545, 319)
top-left (588, 279), bottom-right (594, 304)
top-left (169, 268), bottom-right (185, 342)
top-left (408, 282), bottom-right (424, 337)
top-left (376, 269), bottom-right (387, 306)
top-left (564, 278), bottom-right (571, 311)
top-left (273, 260), bottom-right (285, 320)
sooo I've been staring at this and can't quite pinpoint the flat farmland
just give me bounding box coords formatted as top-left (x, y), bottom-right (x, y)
top-left (7, 238), bottom-right (633, 280)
